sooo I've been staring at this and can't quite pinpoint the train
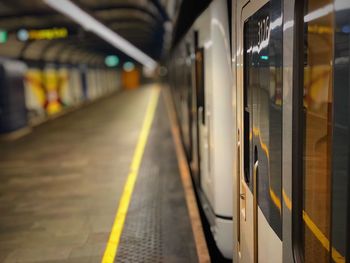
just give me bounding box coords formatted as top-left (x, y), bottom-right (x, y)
top-left (168, 0), bottom-right (350, 262)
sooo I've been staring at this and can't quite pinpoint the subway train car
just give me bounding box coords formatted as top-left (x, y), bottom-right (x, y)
top-left (169, 0), bottom-right (234, 258)
top-left (169, 0), bottom-right (350, 261)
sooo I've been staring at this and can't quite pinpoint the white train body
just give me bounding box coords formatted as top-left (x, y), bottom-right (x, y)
top-left (169, 0), bottom-right (233, 258)
top-left (169, 0), bottom-right (350, 261)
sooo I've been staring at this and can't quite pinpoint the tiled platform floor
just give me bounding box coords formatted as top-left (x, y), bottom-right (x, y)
top-left (0, 87), bottom-right (155, 262)
top-left (115, 93), bottom-right (198, 263)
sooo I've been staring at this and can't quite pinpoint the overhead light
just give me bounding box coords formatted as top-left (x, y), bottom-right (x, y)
top-left (304, 4), bottom-right (333, 22)
top-left (0, 29), bottom-right (8, 44)
top-left (43, 0), bottom-right (157, 70)
top-left (105, 55), bottom-right (119, 67)
top-left (123, 62), bottom-right (135, 72)
top-left (17, 29), bottom-right (29, 41)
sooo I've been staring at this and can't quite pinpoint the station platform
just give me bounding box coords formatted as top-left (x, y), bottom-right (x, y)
top-left (0, 85), bottom-right (209, 263)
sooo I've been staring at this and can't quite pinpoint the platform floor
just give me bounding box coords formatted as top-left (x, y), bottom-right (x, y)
top-left (116, 89), bottom-right (198, 263)
top-left (0, 86), bottom-right (199, 262)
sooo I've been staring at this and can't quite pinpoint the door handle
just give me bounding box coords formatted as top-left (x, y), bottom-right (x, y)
top-left (253, 161), bottom-right (259, 179)
top-left (240, 193), bottom-right (246, 200)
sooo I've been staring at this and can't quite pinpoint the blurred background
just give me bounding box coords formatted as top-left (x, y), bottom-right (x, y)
top-left (0, 0), bottom-right (210, 134)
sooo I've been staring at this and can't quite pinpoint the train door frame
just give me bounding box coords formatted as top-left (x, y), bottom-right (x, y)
top-left (237, 0), bottom-right (284, 262)
top-left (237, 0), bottom-right (268, 261)
top-left (281, 0), bottom-right (295, 262)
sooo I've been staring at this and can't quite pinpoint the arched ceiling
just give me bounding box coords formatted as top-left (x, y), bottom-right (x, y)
top-left (0, 0), bottom-right (182, 66)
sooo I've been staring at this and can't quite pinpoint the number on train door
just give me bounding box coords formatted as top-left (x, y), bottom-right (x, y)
top-left (238, 0), bottom-right (283, 262)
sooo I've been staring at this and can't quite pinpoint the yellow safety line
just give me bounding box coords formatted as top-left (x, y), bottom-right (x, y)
top-left (251, 127), bottom-right (282, 213)
top-left (101, 87), bottom-right (160, 263)
top-left (283, 190), bottom-right (345, 262)
top-left (282, 189), bottom-right (292, 211)
top-left (302, 211), bottom-right (329, 250)
top-left (163, 87), bottom-right (211, 263)
top-left (251, 125), bottom-right (345, 262)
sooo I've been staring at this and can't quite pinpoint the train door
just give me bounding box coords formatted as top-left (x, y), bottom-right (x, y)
top-left (237, 0), bottom-right (283, 262)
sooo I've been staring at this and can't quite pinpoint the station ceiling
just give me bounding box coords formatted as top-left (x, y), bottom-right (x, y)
top-left (0, 0), bottom-right (210, 67)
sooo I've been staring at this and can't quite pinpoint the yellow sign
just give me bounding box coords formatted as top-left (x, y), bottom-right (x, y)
top-left (17, 28), bottom-right (68, 41)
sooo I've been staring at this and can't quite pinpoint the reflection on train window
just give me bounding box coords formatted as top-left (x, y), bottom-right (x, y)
top-left (302, 0), bottom-right (334, 261)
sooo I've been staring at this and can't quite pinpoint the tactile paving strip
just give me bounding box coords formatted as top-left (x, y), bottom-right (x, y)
top-left (116, 95), bottom-right (198, 263)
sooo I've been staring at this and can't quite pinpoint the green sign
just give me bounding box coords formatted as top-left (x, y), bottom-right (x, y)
top-left (105, 55), bottom-right (120, 67)
top-left (0, 30), bottom-right (7, 44)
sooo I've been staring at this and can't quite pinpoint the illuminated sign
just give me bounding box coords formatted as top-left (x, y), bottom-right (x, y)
top-left (105, 55), bottom-right (119, 67)
top-left (0, 30), bottom-right (7, 43)
top-left (17, 27), bottom-right (68, 41)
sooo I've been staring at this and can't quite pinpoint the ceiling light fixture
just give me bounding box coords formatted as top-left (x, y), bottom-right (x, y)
top-left (43, 0), bottom-right (157, 70)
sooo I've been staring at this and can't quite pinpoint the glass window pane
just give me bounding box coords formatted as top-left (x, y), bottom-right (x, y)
top-left (302, 0), bottom-right (334, 261)
top-left (331, 1), bottom-right (350, 262)
top-left (244, 1), bottom-right (283, 238)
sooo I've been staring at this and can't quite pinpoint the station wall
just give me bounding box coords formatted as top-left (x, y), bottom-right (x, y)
top-left (24, 66), bottom-right (120, 124)
top-left (0, 60), bottom-right (121, 134)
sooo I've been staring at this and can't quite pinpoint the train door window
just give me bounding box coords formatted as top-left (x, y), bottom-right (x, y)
top-left (244, 0), bottom-right (283, 238)
top-left (294, 0), bottom-right (350, 262)
top-left (195, 47), bottom-right (205, 124)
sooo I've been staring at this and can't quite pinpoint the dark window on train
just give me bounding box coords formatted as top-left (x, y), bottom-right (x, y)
top-left (186, 42), bottom-right (193, 160)
top-left (331, 2), bottom-right (350, 262)
top-left (243, 0), bottom-right (283, 239)
top-left (195, 47), bottom-right (205, 124)
top-left (294, 0), bottom-right (350, 262)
